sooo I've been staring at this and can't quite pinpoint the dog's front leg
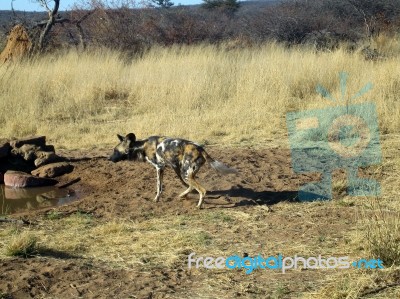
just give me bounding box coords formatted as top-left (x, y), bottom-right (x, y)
top-left (154, 166), bottom-right (164, 202)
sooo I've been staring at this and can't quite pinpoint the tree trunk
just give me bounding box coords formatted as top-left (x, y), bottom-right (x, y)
top-left (37, 0), bottom-right (60, 52)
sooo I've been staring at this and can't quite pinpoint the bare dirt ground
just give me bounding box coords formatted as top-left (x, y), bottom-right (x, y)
top-left (0, 145), bottom-right (397, 298)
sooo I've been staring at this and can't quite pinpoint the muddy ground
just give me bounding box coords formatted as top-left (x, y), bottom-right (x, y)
top-left (0, 146), bottom-right (387, 298)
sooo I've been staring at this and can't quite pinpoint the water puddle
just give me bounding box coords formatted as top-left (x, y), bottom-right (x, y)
top-left (0, 184), bottom-right (78, 215)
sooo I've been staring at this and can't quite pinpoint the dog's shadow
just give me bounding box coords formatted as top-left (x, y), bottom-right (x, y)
top-left (207, 186), bottom-right (298, 207)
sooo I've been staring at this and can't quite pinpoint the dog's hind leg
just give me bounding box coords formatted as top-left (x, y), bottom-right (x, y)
top-left (185, 168), bottom-right (206, 209)
top-left (178, 186), bottom-right (193, 199)
top-left (195, 186), bottom-right (206, 209)
top-left (154, 166), bottom-right (164, 202)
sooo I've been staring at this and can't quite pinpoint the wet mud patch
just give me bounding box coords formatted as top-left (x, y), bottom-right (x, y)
top-left (0, 185), bottom-right (77, 215)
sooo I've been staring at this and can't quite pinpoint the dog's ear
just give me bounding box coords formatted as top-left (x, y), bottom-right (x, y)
top-left (126, 133), bottom-right (136, 143)
top-left (117, 134), bottom-right (124, 142)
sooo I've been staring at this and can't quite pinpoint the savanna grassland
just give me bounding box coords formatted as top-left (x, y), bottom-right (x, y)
top-left (1, 40), bottom-right (400, 148)
top-left (1, 40), bottom-right (400, 298)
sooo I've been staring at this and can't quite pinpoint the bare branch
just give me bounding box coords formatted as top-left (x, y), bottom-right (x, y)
top-left (75, 9), bottom-right (97, 49)
top-left (11, 0), bottom-right (18, 19)
top-left (38, 0), bottom-right (52, 14)
top-left (35, 17), bottom-right (70, 27)
top-left (36, 0), bottom-right (61, 52)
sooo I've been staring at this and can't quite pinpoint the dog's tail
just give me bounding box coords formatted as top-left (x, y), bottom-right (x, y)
top-left (202, 151), bottom-right (238, 175)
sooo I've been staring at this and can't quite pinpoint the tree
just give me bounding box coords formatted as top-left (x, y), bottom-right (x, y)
top-left (35, 0), bottom-right (62, 51)
top-left (150, 0), bottom-right (174, 9)
top-left (9, 0), bottom-right (70, 53)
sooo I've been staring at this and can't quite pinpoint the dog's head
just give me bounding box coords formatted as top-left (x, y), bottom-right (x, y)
top-left (109, 133), bottom-right (137, 163)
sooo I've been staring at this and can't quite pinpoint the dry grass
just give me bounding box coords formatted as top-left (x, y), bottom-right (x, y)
top-left (362, 201), bottom-right (400, 267)
top-left (4, 231), bottom-right (37, 258)
top-left (309, 159), bottom-right (400, 299)
top-left (0, 210), bottom-right (246, 269)
top-left (0, 191), bottom-right (399, 297)
top-left (304, 268), bottom-right (400, 299)
top-left (0, 42), bottom-right (399, 148)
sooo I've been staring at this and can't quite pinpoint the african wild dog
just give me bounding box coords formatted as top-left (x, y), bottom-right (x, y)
top-left (109, 133), bottom-right (237, 208)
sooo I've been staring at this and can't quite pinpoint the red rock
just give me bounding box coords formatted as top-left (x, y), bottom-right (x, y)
top-left (31, 162), bottom-right (74, 178)
top-left (4, 170), bottom-right (58, 188)
top-left (10, 136), bottom-right (46, 149)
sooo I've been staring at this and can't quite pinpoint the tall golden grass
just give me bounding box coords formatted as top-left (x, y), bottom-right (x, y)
top-left (0, 41), bottom-right (399, 148)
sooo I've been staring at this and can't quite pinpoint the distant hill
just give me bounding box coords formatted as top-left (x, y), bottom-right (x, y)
top-left (0, 10), bottom-right (46, 28)
top-left (3, 0), bottom-right (393, 52)
top-left (0, 0), bottom-right (281, 47)
top-left (0, 0), bottom-right (280, 29)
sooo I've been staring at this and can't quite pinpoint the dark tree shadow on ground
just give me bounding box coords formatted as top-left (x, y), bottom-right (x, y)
top-left (36, 247), bottom-right (81, 260)
top-left (208, 186), bottom-right (299, 207)
top-left (65, 156), bottom-right (103, 162)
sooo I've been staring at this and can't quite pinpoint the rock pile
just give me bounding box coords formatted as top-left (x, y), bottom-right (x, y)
top-left (0, 136), bottom-right (74, 187)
